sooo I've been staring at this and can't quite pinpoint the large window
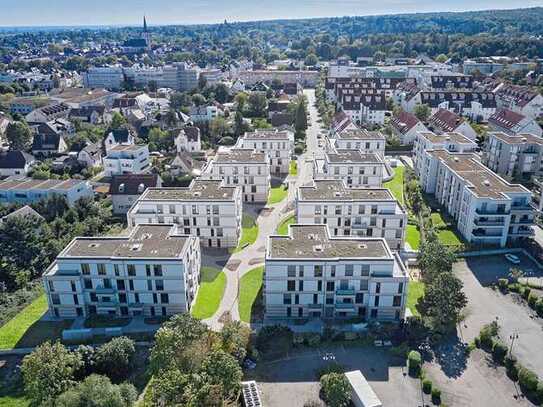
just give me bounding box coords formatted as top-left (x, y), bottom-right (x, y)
top-left (127, 265), bottom-right (136, 276)
top-left (314, 265), bottom-right (323, 278)
top-left (153, 265), bottom-right (163, 276)
top-left (97, 264), bottom-right (106, 275)
top-left (81, 264), bottom-right (90, 275)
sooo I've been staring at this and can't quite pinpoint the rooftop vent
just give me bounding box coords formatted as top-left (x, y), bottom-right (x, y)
top-left (453, 157), bottom-right (459, 162)
top-left (141, 233), bottom-right (152, 240)
top-left (359, 244), bottom-right (368, 249)
top-left (313, 245), bottom-right (323, 252)
top-left (308, 234), bottom-right (316, 240)
top-left (483, 180), bottom-right (491, 186)
top-left (118, 183), bottom-right (125, 193)
top-left (88, 243), bottom-right (100, 248)
top-left (130, 243), bottom-right (142, 251)
top-left (137, 183), bottom-right (145, 193)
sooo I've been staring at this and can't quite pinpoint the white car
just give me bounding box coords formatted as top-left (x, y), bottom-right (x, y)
top-left (505, 254), bottom-right (521, 264)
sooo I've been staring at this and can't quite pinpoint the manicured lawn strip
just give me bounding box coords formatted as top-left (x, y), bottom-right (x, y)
top-left (406, 224), bottom-right (421, 250)
top-left (191, 267), bottom-right (226, 319)
top-left (277, 215), bottom-right (296, 236)
top-left (0, 394), bottom-right (30, 407)
top-left (289, 160), bottom-right (298, 176)
top-left (239, 266), bottom-right (264, 323)
top-left (383, 166), bottom-right (405, 205)
top-left (437, 229), bottom-right (463, 246)
top-left (267, 184), bottom-right (288, 205)
top-left (430, 212), bottom-right (447, 228)
top-left (230, 214), bottom-right (259, 253)
top-left (0, 294), bottom-right (50, 349)
top-left (407, 281), bottom-right (425, 317)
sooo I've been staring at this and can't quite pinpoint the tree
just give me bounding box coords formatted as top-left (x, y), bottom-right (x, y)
top-left (233, 110), bottom-right (246, 137)
top-left (295, 99), bottom-right (308, 135)
top-left (419, 271), bottom-right (468, 332)
top-left (6, 121), bottom-right (32, 151)
top-left (170, 92), bottom-right (191, 110)
top-left (248, 93), bottom-right (268, 117)
top-left (235, 92), bottom-right (249, 112)
top-left (22, 341), bottom-right (82, 405)
top-left (304, 53), bottom-right (319, 66)
top-left (109, 112), bottom-right (127, 131)
top-left (94, 336), bottom-right (136, 382)
top-left (148, 127), bottom-right (173, 152)
top-left (435, 53), bottom-right (448, 63)
top-left (201, 351), bottom-right (243, 401)
top-left (213, 83), bottom-right (230, 104)
top-left (192, 93), bottom-right (207, 106)
top-left (418, 236), bottom-right (457, 284)
top-left (210, 117), bottom-right (230, 142)
top-left (220, 321), bottom-right (251, 363)
top-left (320, 373), bottom-right (351, 407)
top-left (54, 374), bottom-right (137, 407)
top-left (414, 104), bottom-right (431, 122)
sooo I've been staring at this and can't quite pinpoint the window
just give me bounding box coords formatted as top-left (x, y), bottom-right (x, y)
top-left (330, 265), bottom-right (336, 277)
top-left (71, 281), bottom-right (76, 292)
top-left (314, 265), bottom-right (323, 278)
top-left (146, 265), bottom-right (151, 276)
top-left (374, 296), bottom-right (380, 307)
top-left (129, 280), bottom-right (134, 291)
top-left (84, 279), bottom-right (92, 289)
top-left (355, 293), bottom-right (364, 304)
top-left (127, 265), bottom-right (136, 276)
top-left (153, 265), bottom-right (163, 276)
top-left (114, 264), bottom-right (120, 276)
top-left (103, 279), bottom-right (111, 289)
top-left (119, 293), bottom-right (127, 303)
top-left (97, 264), bottom-right (106, 275)
top-left (51, 294), bottom-right (60, 305)
top-left (155, 280), bottom-right (164, 291)
top-left (283, 294), bottom-right (292, 305)
top-left (117, 280), bottom-right (125, 291)
top-left (298, 280), bottom-right (304, 291)
top-left (81, 264), bottom-right (90, 275)
top-left (398, 282), bottom-right (404, 294)
top-left (345, 265), bottom-right (353, 277)
top-left (313, 294), bottom-right (318, 304)
top-left (161, 293), bottom-right (169, 304)
top-left (90, 292), bottom-right (98, 302)
top-left (326, 281), bottom-right (335, 292)
top-left (299, 266), bottom-right (304, 277)
top-left (317, 280), bottom-right (322, 291)
top-left (287, 280), bottom-right (296, 291)
top-left (147, 280), bottom-right (153, 291)
top-left (393, 296), bottom-right (402, 307)
top-left (375, 282), bottom-right (381, 294)
top-left (287, 266), bottom-right (296, 277)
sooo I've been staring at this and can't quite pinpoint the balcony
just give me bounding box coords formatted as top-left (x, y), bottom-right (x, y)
top-left (336, 288), bottom-right (355, 296)
top-left (351, 222), bottom-right (369, 229)
top-left (308, 304), bottom-right (322, 309)
top-left (472, 228), bottom-right (503, 238)
top-left (510, 229), bottom-right (535, 236)
top-left (475, 208), bottom-right (509, 216)
top-left (474, 218), bottom-right (505, 227)
top-left (95, 286), bottom-right (116, 294)
top-left (335, 302), bottom-right (355, 309)
top-left (511, 203), bottom-right (536, 212)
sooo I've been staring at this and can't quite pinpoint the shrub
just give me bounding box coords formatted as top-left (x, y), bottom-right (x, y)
top-left (256, 325), bottom-right (293, 352)
top-left (306, 333), bottom-right (321, 347)
top-left (473, 336), bottom-right (481, 348)
top-left (422, 379), bottom-right (433, 394)
top-left (431, 388), bottom-right (441, 404)
top-left (522, 287), bottom-right (531, 300)
top-left (317, 362), bottom-right (345, 379)
top-left (293, 333), bottom-right (305, 346)
top-left (509, 283), bottom-right (520, 293)
top-left (320, 373), bottom-right (351, 407)
top-left (479, 322), bottom-right (498, 350)
top-left (528, 292), bottom-right (539, 308)
top-left (518, 366), bottom-right (539, 393)
top-left (408, 350), bottom-right (422, 377)
top-left (94, 336), bottom-right (136, 382)
top-left (535, 299), bottom-right (543, 317)
top-left (505, 356), bottom-right (519, 381)
top-left (504, 354), bottom-right (517, 370)
top-left (536, 382), bottom-right (543, 404)
top-left (492, 341), bottom-right (508, 363)
top-left (498, 278), bottom-right (509, 291)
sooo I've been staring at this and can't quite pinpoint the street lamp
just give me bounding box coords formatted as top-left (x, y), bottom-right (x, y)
top-left (509, 333), bottom-right (519, 355)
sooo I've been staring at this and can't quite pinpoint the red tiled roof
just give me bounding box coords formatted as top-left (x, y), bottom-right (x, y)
top-left (429, 108), bottom-right (464, 132)
top-left (390, 111), bottom-right (420, 134)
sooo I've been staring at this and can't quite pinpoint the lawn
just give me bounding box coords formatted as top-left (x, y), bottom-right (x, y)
top-left (437, 229), bottom-right (463, 246)
top-left (430, 212), bottom-right (447, 228)
top-left (267, 184), bottom-right (288, 205)
top-left (406, 224), bottom-right (421, 250)
top-left (407, 280), bottom-right (425, 317)
top-left (191, 267), bottom-right (226, 319)
top-left (239, 266), bottom-right (264, 323)
top-left (0, 294), bottom-right (59, 350)
top-left (383, 166), bottom-right (405, 205)
top-left (230, 213), bottom-right (259, 253)
top-left (289, 160), bottom-right (298, 176)
top-left (0, 394), bottom-right (29, 407)
top-left (277, 215), bottom-right (296, 236)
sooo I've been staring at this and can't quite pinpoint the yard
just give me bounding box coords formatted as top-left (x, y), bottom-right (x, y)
top-left (276, 214), bottom-right (296, 236)
top-left (191, 267), bottom-right (226, 319)
top-left (0, 294), bottom-right (71, 350)
top-left (238, 266), bottom-right (264, 323)
top-left (289, 160), bottom-right (298, 176)
top-left (431, 211), bottom-right (463, 247)
top-left (230, 213), bottom-right (259, 254)
top-left (406, 224), bottom-right (421, 250)
top-left (383, 166), bottom-right (405, 205)
top-left (407, 280), bottom-right (425, 317)
top-left (267, 184), bottom-right (288, 205)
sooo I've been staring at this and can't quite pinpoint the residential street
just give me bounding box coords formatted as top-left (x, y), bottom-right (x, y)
top-left (203, 89), bottom-right (324, 329)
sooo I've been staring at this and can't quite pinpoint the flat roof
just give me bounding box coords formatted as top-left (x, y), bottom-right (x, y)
top-left (214, 148), bottom-right (267, 164)
top-left (139, 179), bottom-right (237, 201)
top-left (0, 177), bottom-right (87, 191)
top-left (326, 150), bottom-right (383, 164)
top-left (298, 180), bottom-right (395, 201)
top-left (490, 132), bottom-right (543, 145)
top-left (419, 131), bottom-right (475, 145)
top-left (242, 130), bottom-right (291, 140)
top-left (109, 144), bottom-right (145, 152)
top-left (428, 150), bottom-right (530, 199)
top-left (58, 224), bottom-right (189, 259)
top-left (268, 224), bottom-right (390, 259)
top-left (335, 129), bottom-right (385, 140)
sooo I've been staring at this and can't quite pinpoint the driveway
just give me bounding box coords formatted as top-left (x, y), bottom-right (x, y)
top-left (455, 255), bottom-right (543, 377)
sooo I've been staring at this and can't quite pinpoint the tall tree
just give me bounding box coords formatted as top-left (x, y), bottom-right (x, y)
top-left (6, 121), bottom-right (32, 151)
top-left (414, 104), bottom-right (431, 122)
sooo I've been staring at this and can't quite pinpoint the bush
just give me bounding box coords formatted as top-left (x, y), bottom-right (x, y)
top-left (320, 373), bottom-right (351, 407)
top-left (536, 382), bottom-right (543, 404)
top-left (505, 355), bottom-right (519, 381)
top-left (256, 325), bottom-right (293, 352)
top-left (498, 278), bottom-right (509, 291)
top-left (408, 350), bottom-right (422, 377)
top-left (522, 287), bottom-right (531, 300)
top-left (528, 292), bottom-right (539, 308)
top-left (479, 322), bottom-right (498, 350)
top-left (536, 299), bottom-right (543, 317)
top-left (94, 336), bottom-right (136, 382)
top-left (431, 388), bottom-right (441, 404)
top-left (317, 362), bottom-right (345, 379)
top-left (518, 366), bottom-right (539, 393)
top-left (306, 333), bottom-right (321, 347)
top-left (474, 336), bottom-right (481, 348)
top-left (492, 341), bottom-right (508, 363)
top-left (422, 379), bottom-right (433, 394)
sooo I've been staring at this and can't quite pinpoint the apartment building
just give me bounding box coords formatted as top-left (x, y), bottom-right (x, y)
top-left (495, 84), bottom-right (543, 120)
top-left (338, 92), bottom-right (387, 125)
top-left (488, 109), bottom-right (543, 137)
top-left (482, 132), bottom-right (543, 180)
top-left (418, 149), bottom-right (534, 247)
top-left (43, 224), bottom-right (201, 318)
top-left (0, 178), bottom-right (93, 206)
top-left (236, 129), bottom-right (294, 174)
top-left (127, 179), bottom-right (242, 248)
top-left (326, 129), bottom-right (385, 159)
top-left (83, 66), bottom-right (125, 90)
top-left (104, 144), bottom-right (150, 177)
top-left (390, 111), bottom-right (428, 145)
top-left (428, 108), bottom-right (478, 141)
top-left (202, 148), bottom-right (270, 203)
top-left (413, 131), bottom-right (477, 177)
top-left (296, 180), bottom-right (406, 250)
top-left (314, 150), bottom-right (385, 187)
top-left (264, 224), bottom-right (408, 321)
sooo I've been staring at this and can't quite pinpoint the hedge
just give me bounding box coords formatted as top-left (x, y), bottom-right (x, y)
top-left (408, 350), bottom-right (422, 377)
top-left (518, 366), bottom-right (539, 393)
top-left (492, 341), bottom-right (508, 363)
top-left (422, 379), bottom-right (432, 394)
top-left (431, 388), bottom-right (441, 404)
top-left (528, 292), bottom-right (539, 308)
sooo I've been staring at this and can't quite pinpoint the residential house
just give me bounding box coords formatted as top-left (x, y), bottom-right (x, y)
top-left (428, 108), bottom-right (477, 141)
top-left (103, 144), bottom-right (150, 177)
top-left (488, 109), bottom-right (542, 137)
top-left (0, 150), bottom-right (35, 177)
top-left (104, 127), bottom-right (136, 154)
top-left (109, 174), bottom-right (162, 215)
top-left (25, 103), bottom-right (70, 124)
top-left (314, 150), bottom-right (385, 188)
top-left (69, 106), bottom-right (106, 125)
top-left (390, 111), bottom-right (428, 145)
top-left (77, 142), bottom-right (103, 168)
top-left (236, 129), bottom-right (294, 174)
top-left (0, 178), bottom-right (93, 205)
top-left (31, 123), bottom-right (68, 157)
top-left (175, 127), bottom-right (201, 153)
top-left (495, 84), bottom-right (543, 120)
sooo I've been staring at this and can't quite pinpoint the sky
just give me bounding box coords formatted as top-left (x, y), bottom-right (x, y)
top-left (0, 0), bottom-right (542, 27)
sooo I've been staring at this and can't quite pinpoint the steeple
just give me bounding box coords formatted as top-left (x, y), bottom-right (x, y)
top-left (143, 15), bottom-right (148, 33)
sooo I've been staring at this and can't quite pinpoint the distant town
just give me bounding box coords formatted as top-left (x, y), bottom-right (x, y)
top-left (1, 7), bottom-right (543, 407)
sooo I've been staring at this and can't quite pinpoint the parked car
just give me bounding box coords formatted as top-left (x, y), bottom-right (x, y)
top-left (505, 253), bottom-right (521, 264)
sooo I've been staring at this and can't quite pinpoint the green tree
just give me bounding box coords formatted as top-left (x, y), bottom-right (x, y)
top-left (201, 351), bottom-right (243, 401)
top-left (210, 117), bottom-right (230, 142)
top-left (192, 93), bottom-right (207, 106)
top-left (235, 92), bottom-right (249, 112)
top-left (6, 121), bottom-right (32, 151)
top-left (435, 53), bottom-right (448, 63)
top-left (22, 342), bottom-right (82, 405)
top-left (320, 373), bottom-right (351, 407)
top-left (295, 98), bottom-right (308, 138)
top-left (233, 110), bottom-right (246, 137)
top-left (94, 336), bottom-right (136, 382)
top-left (414, 104), bottom-right (431, 122)
top-left (418, 236), bottom-right (457, 283)
top-left (248, 93), bottom-right (268, 117)
top-left (304, 53), bottom-right (319, 66)
top-left (148, 127), bottom-right (173, 152)
top-left (109, 112), bottom-right (127, 131)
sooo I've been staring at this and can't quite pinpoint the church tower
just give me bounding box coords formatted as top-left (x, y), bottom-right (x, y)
top-left (143, 16), bottom-right (151, 50)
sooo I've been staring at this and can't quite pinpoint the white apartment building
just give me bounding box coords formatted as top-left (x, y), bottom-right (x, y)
top-left (327, 129), bottom-right (385, 159)
top-left (43, 224), bottom-right (201, 318)
top-left (0, 177), bottom-right (93, 206)
top-left (314, 150), bottom-right (385, 187)
top-left (482, 132), bottom-right (543, 180)
top-left (339, 94), bottom-right (387, 125)
top-left (428, 108), bottom-right (478, 141)
top-left (237, 129), bottom-right (294, 175)
top-left (264, 224), bottom-right (408, 321)
top-left (413, 131), bottom-right (477, 177)
top-left (104, 144), bottom-right (150, 177)
top-left (202, 148), bottom-right (270, 203)
top-left (418, 149), bottom-right (534, 247)
top-left (390, 111), bottom-right (429, 145)
top-left (488, 109), bottom-right (543, 137)
top-left (127, 179), bottom-right (242, 248)
top-left (296, 180), bottom-right (407, 250)
top-left (495, 84), bottom-right (543, 120)
top-left (83, 66), bottom-right (125, 90)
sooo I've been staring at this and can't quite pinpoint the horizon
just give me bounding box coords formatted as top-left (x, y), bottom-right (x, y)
top-left (0, 1), bottom-right (542, 28)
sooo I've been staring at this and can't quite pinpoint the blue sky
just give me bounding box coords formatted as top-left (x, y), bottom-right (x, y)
top-left (0, 0), bottom-right (541, 27)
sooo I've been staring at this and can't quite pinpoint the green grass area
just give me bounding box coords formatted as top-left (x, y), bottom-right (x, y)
top-left (0, 294), bottom-right (67, 350)
top-left (191, 267), bottom-right (226, 319)
top-left (0, 383), bottom-right (29, 407)
top-left (277, 215), bottom-right (296, 236)
top-left (230, 214), bottom-right (259, 254)
top-left (267, 184), bottom-right (288, 205)
top-left (383, 166), bottom-right (405, 205)
top-left (437, 229), bottom-right (463, 246)
top-left (84, 316), bottom-right (131, 328)
top-left (406, 224), bottom-right (421, 250)
top-left (0, 395), bottom-right (29, 407)
top-left (289, 160), bottom-right (298, 176)
top-left (239, 266), bottom-right (264, 323)
top-left (430, 212), bottom-right (447, 228)
top-left (407, 281), bottom-right (425, 317)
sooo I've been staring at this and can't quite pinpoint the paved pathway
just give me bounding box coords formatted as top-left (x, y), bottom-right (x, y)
top-left (203, 90), bottom-right (323, 330)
